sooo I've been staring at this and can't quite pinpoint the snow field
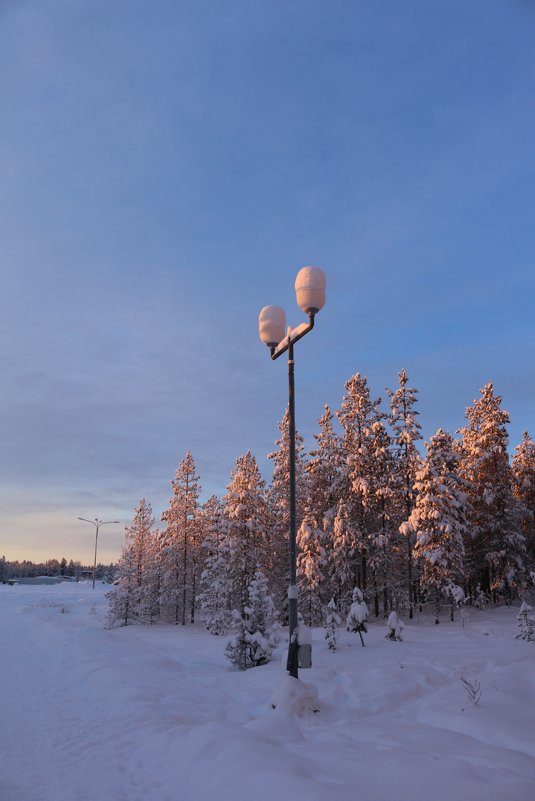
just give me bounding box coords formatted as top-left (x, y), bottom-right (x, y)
top-left (1, 582), bottom-right (534, 801)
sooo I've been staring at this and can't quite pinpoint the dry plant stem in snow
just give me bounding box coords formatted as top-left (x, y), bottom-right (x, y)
top-left (460, 676), bottom-right (481, 706)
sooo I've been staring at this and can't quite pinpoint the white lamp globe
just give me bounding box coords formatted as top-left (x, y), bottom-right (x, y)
top-left (295, 266), bottom-right (326, 314)
top-left (258, 305), bottom-right (286, 347)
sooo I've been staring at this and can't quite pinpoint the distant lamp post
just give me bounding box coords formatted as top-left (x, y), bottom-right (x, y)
top-left (259, 266), bottom-right (326, 678)
top-left (77, 517), bottom-right (120, 589)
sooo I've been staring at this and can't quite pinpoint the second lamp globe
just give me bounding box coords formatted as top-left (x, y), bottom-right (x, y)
top-left (295, 266), bottom-right (326, 315)
top-left (258, 305), bottom-right (286, 348)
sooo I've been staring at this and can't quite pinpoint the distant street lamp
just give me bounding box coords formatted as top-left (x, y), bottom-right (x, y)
top-left (258, 266), bottom-right (326, 679)
top-left (77, 517), bottom-right (120, 589)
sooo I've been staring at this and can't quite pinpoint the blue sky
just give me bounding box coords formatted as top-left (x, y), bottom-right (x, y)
top-left (1, 0), bottom-right (534, 563)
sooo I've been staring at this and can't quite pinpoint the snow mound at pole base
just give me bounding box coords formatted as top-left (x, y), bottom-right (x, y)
top-left (270, 675), bottom-right (320, 717)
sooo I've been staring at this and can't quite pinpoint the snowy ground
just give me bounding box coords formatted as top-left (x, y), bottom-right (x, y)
top-left (2, 583), bottom-right (534, 801)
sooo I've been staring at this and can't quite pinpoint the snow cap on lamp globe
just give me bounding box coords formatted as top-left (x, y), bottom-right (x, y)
top-left (295, 267), bottom-right (326, 314)
top-left (258, 305), bottom-right (286, 347)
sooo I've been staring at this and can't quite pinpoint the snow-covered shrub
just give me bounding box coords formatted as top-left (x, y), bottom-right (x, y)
top-left (448, 584), bottom-right (465, 605)
top-left (324, 598), bottom-right (341, 651)
top-left (456, 594), bottom-right (471, 631)
top-left (516, 601), bottom-right (535, 641)
top-left (346, 587), bottom-right (368, 645)
top-left (445, 582), bottom-right (466, 623)
top-left (385, 611), bottom-right (403, 641)
top-left (474, 584), bottom-right (489, 610)
top-left (225, 570), bottom-right (279, 670)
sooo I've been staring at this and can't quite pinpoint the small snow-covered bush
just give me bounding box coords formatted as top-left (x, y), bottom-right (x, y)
top-left (346, 587), bottom-right (368, 646)
top-left (225, 570), bottom-right (279, 670)
top-left (346, 587), bottom-right (368, 631)
top-left (516, 601), bottom-right (535, 642)
top-left (385, 611), bottom-right (403, 641)
top-left (474, 584), bottom-right (489, 610)
top-left (324, 598), bottom-right (341, 651)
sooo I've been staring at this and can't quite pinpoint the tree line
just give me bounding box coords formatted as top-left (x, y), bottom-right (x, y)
top-left (108, 371), bottom-right (535, 639)
top-left (0, 556), bottom-right (114, 582)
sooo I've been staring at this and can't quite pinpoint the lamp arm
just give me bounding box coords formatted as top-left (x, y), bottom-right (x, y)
top-left (270, 312), bottom-right (315, 360)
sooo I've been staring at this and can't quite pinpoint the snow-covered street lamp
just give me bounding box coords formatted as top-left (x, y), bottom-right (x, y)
top-left (258, 266), bottom-right (326, 678)
top-left (77, 517), bottom-right (120, 588)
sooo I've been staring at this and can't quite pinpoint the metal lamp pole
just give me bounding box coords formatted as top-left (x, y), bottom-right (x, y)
top-left (77, 517), bottom-right (120, 588)
top-left (259, 267), bottom-right (326, 679)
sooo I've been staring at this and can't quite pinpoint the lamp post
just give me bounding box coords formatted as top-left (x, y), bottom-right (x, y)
top-left (77, 517), bottom-right (120, 588)
top-left (258, 266), bottom-right (326, 679)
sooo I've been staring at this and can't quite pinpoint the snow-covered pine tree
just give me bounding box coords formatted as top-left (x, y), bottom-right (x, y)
top-left (324, 597), bottom-right (341, 651)
top-left (330, 498), bottom-right (357, 614)
top-left (138, 523), bottom-right (164, 625)
top-left (296, 511), bottom-right (327, 625)
top-left (410, 429), bottom-right (467, 623)
top-left (512, 431), bottom-right (535, 574)
top-left (225, 569), bottom-right (279, 670)
top-left (107, 499), bottom-right (155, 627)
top-left (107, 541), bottom-right (138, 628)
top-left (306, 404), bottom-right (343, 542)
top-left (458, 384), bottom-right (526, 601)
top-left (337, 373), bottom-right (383, 603)
top-left (267, 410), bottom-right (308, 612)
top-left (199, 495), bottom-right (233, 635)
top-left (160, 451), bottom-right (202, 625)
top-left (516, 601), bottom-right (535, 641)
top-left (365, 417), bottom-right (397, 618)
top-left (388, 369), bottom-right (422, 618)
top-left (224, 451), bottom-right (270, 615)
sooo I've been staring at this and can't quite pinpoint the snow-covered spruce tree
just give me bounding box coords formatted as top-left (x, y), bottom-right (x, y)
top-left (267, 410), bottom-right (308, 613)
top-left (458, 384), bottom-right (526, 601)
top-left (346, 586), bottom-right (369, 646)
top-left (160, 451), bottom-right (202, 625)
top-left (225, 569), bottom-right (279, 670)
top-left (107, 499), bottom-right (155, 627)
top-left (324, 597), bottom-right (341, 651)
top-left (512, 431), bottom-right (535, 574)
top-left (143, 527), bottom-right (164, 624)
top-left (388, 369), bottom-right (422, 619)
top-left (107, 543), bottom-right (138, 628)
top-left (329, 498), bottom-right (357, 614)
top-left (296, 510), bottom-right (327, 625)
top-left (516, 601), bottom-right (535, 641)
top-left (224, 451), bottom-right (270, 615)
top-left (365, 417), bottom-right (398, 618)
top-left (337, 372), bottom-right (383, 603)
top-left (199, 495), bottom-right (233, 635)
top-left (410, 429), bottom-right (467, 624)
top-left (306, 404), bottom-right (344, 547)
